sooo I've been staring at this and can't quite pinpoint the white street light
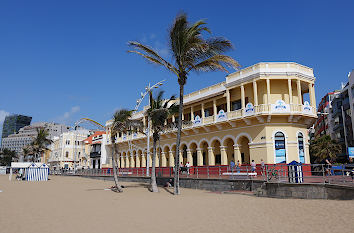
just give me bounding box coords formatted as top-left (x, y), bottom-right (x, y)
top-left (135, 80), bottom-right (165, 176)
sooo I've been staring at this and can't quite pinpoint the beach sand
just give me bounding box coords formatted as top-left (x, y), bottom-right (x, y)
top-left (0, 175), bottom-right (353, 233)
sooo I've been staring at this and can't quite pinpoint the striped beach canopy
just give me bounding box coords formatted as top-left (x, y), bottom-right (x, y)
top-left (25, 163), bottom-right (49, 181)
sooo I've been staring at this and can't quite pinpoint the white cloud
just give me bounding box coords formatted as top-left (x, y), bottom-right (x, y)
top-left (57, 106), bottom-right (80, 123)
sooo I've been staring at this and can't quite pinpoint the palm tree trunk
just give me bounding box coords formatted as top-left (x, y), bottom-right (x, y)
top-left (174, 83), bottom-right (184, 195)
top-left (151, 134), bottom-right (158, 192)
top-left (111, 139), bottom-right (123, 192)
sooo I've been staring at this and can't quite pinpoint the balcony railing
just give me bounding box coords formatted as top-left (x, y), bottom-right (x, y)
top-left (111, 103), bottom-right (316, 143)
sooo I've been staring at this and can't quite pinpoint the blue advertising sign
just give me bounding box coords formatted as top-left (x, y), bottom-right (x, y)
top-left (348, 147), bottom-right (354, 158)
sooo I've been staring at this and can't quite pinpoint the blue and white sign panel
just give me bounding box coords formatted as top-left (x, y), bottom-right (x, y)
top-left (348, 147), bottom-right (354, 158)
top-left (25, 163), bottom-right (49, 181)
top-left (271, 100), bottom-right (290, 113)
top-left (302, 101), bottom-right (312, 114)
top-left (244, 103), bottom-right (255, 116)
top-left (217, 110), bottom-right (227, 122)
top-left (193, 115), bottom-right (202, 126)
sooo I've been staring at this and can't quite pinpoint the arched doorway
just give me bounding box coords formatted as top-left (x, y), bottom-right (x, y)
top-left (238, 136), bottom-right (250, 164)
top-left (200, 141), bottom-right (209, 166)
top-left (211, 139), bottom-right (221, 165)
top-left (189, 142), bottom-right (198, 166)
top-left (223, 137), bottom-right (235, 165)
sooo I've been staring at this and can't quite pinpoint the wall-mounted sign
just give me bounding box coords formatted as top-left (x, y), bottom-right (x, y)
top-left (217, 109), bottom-right (227, 121)
top-left (244, 103), bottom-right (255, 116)
top-left (348, 147), bottom-right (354, 158)
top-left (271, 100), bottom-right (290, 113)
top-left (302, 101), bottom-right (312, 114)
top-left (123, 134), bottom-right (126, 140)
top-left (193, 115), bottom-right (202, 125)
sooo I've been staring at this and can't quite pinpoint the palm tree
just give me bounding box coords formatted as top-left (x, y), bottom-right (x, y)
top-left (147, 90), bottom-right (178, 192)
top-left (310, 135), bottom-right (341, 163)
top-left (128, 13), bottom-right (240, 194)
top-left (110, 109), bottom-right (143, 192)
top-left (22, 146), bottom-right (32, 162)
top-left (32, 128), bottom-right (53, 162)
top-left (0, 148), bottom-right (17, 166)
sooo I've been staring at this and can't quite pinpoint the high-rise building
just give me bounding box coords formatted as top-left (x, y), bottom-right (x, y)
top-left (1, 114), bottom-right (32, 139)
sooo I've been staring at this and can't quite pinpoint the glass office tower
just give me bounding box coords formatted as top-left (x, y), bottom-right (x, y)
top-left (1, 114), bottom-right (32, 139)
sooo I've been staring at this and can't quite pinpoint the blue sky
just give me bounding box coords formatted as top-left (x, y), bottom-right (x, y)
top-left (0, 0), bottom-right (353, 130)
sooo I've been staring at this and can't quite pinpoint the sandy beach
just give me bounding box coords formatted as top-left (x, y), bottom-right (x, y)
top-left (0, 175), bottom-right (353, 233)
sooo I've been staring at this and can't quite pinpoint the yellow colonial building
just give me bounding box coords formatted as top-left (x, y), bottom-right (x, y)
top-left (106, 62), bottom-right (317, 168)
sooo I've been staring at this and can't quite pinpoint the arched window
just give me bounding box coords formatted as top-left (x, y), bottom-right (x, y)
top-left (274, 132), bottom-right (286, 163)
top-left (297, 132), bottom-right (305, 163)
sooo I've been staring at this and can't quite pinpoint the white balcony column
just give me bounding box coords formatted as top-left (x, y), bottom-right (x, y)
top-left (201, 103), bottom-right (205, 123)
top-left (309, 82), bottom-right (316, 108)
top-left (253, 81), bottom-right (258, 106)
top-left (233, 145), bottom-right (242, 165)
top-left (135, 154), bottom-right (140, 168)
top-left (213, 99), bottom-right (217, 121)
top-left (186, 149), bottom-right (193, 166)
top-left (196, 148), bottom-right (203, 166)
top-left (168, 151), bottom-right (175, 167)
top-left (241, 84), bottom-right (245, 111)
top-left (207, 147), bottom-right (215, 166)
top-left (220, 146), bottom-right (228, 165)
top-left (288, 78), bottom-right (293, 104)
top-left (266, 78), bottom-right (271, 105)
top-left (161, 152), bottom-right (167, 167)
top-left (226, 89), bottom-right (231, 112)
top-left (297, 79), bottom-right (302, 104)
top-left (191, 106), bottom-right (194, 121)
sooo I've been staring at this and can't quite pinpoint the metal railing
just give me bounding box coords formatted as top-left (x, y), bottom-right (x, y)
top-left (50, 164), bottom-right (354, 185)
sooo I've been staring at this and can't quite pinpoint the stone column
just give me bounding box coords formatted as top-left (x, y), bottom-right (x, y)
top-left (234, 145), bottom-right (242, 164)
top-left (220, 146), bottom-right (228, 165)
top-left (213, 99), bottom-right (217, 121)
top-left (191, 106), bottom-right (194, 121)
top-left (169, 151), bottom-right (175, 167)
top-left (161, 152), bottom-right (167, 167)
top-left (117, 155), bottom-right (121, 168)
top-left (309, 83), bottom-right (316, 108)
top-left (141, 153), bottom-right (146, 168)
top-left (241, 85), bottom-right (245, 109)
top-left (186, 149), bottom-right (193, 166)
top-left (155, 152), bottom-right (160, 168)
top-left (288, 78), bottom-right (293, 104)
top-left (226, 89), bottom-right (231, 112)
top-left (125, 156), bottom-right (130, 168)
top-left (196, 148), bottom-right (203, 166)
top-left (201, 103), bottom-right (205, 124)
top-left (207, 147), bottom-right (215, 166)
top-left (266, 78), bottom-right (271, 105)
top-left (172, 115), bottom-right (175, 123)
top-left (179, 151), bottom-right (183, 165)
top-left (135, 154), bottom-right (140, 168)
top-left (297, 79), bottom-right (302, 104)
top-left (130, 156), bottom-right (135, 168)
top-left (253, 81), bottom-right (258, 106)
top-left (121, 156), bottom-right (125, 168)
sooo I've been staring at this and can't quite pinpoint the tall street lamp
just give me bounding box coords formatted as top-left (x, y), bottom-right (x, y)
top-left (135, 80), bottom-right (164, 176)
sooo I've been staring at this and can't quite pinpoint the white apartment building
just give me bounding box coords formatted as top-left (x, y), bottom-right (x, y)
top-left (48, 129), bottom-right (92, 170)
top-left (1, 122), bottom-right (70, 157)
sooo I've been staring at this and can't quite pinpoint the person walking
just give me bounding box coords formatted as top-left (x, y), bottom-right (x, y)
top-left (251, 160), bottom-right (256, 174)
top-left (260, 159), bottom-right (265, 176)
top-left (230, 160), bottom-right (235, 173)
top-left (236, 160), bottom-right (241, 173)
top-left (185, 162), bottom-right (191, 175)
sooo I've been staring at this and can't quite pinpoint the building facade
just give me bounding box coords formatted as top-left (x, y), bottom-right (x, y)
top-left (48, 129), bottom-right (91, 170)
top-left (1, 122), bottom-right (70, 159)
top-left (105, 62), bottom-right (317, 168)
top-left (1, 114), bottom-right (32, 140)
top-left (83, 131), bottom-right (108, 169)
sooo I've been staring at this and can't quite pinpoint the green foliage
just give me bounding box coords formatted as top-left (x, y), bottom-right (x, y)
top-left (310, 135), bottom-right (341, 163)
top-left (0, 148), bottom-right (17, 166)
top-left (110, 109), bottom-right (144, 140)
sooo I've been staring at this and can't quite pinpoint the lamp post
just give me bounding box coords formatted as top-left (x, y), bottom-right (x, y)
top-left (135, 80), bottom-right (164, 176)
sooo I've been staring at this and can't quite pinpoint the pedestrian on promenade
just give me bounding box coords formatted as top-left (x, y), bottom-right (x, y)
top-left (236, 160), bottom-right (241, 173)
top-left (230, 160), bottom-right (235, 173)
top-left (260, 159), bottom-right (265, 176)
top-left (251, 160), bottom-right (256, 173)
top-left (185, 162), bottom-right (191, 174)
